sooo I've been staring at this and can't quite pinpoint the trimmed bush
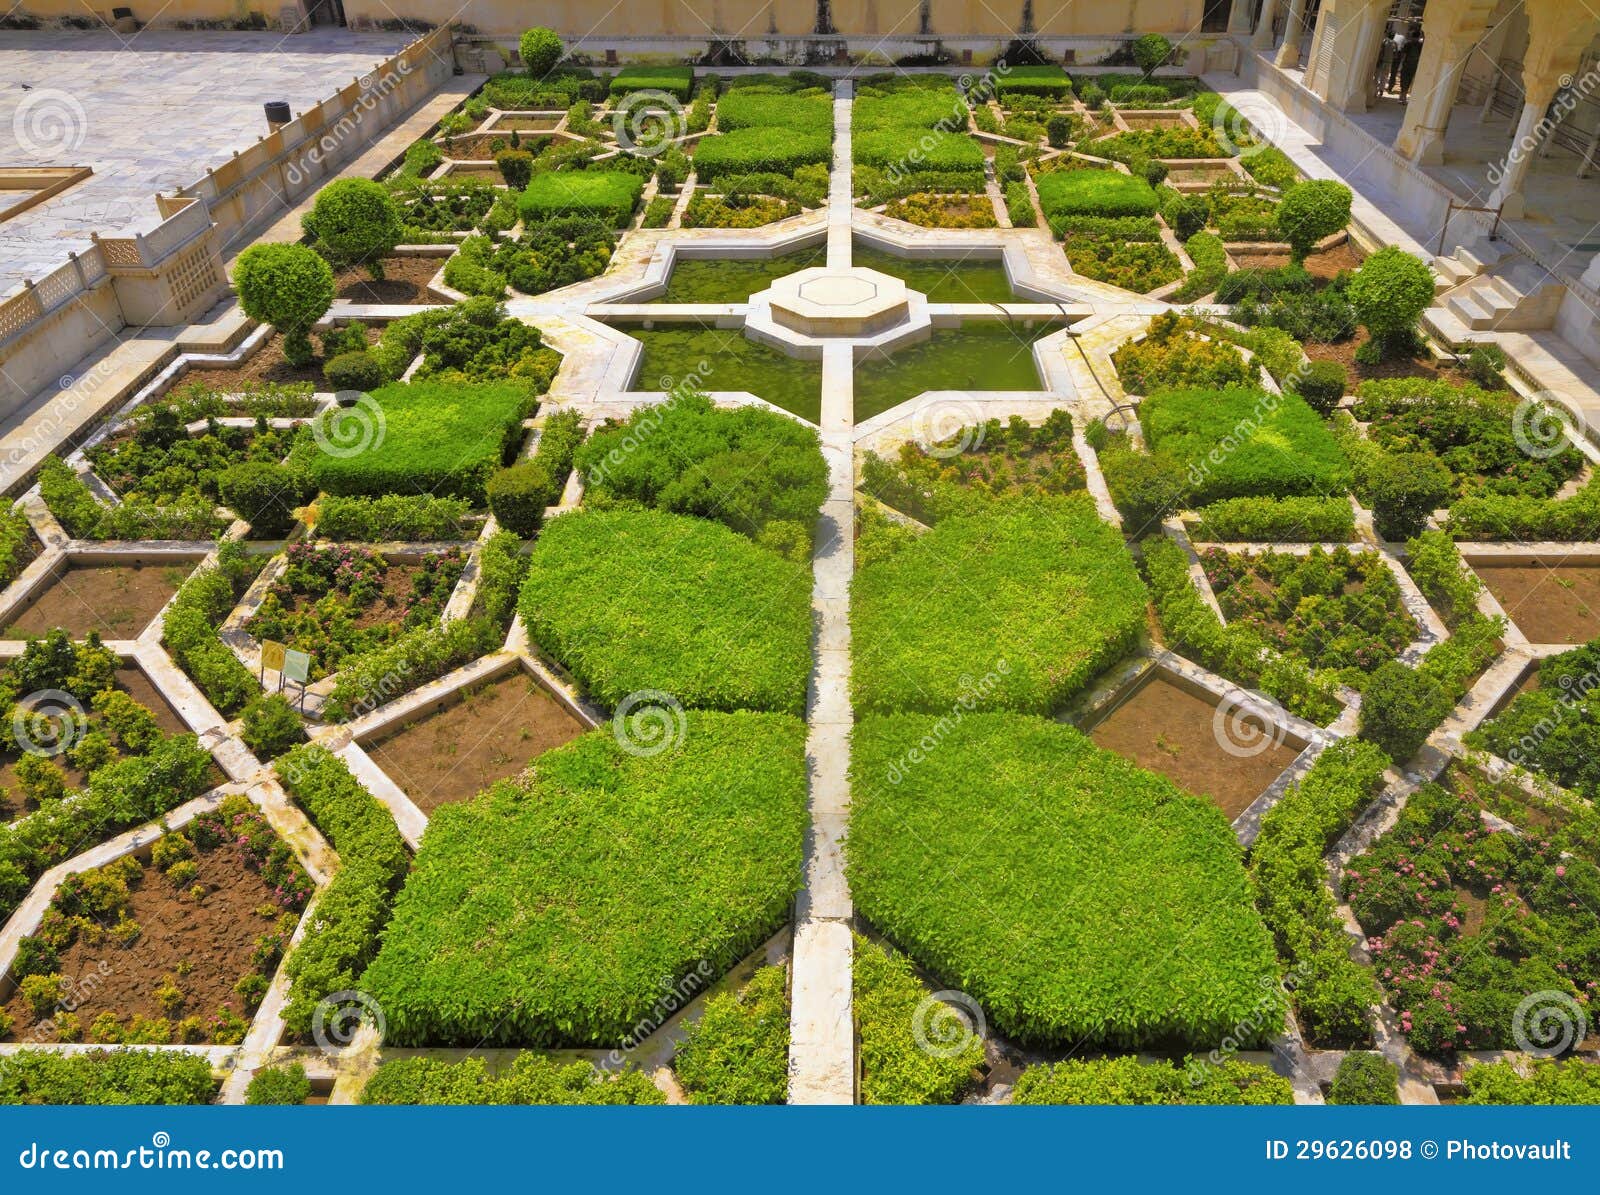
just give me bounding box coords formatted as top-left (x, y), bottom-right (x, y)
top-left (1140, 386), bottom-right (1350, 503)
top-left (1460, 1059), bottom-right (1600, 1105)
top-left (575, 394), bottom-right (826, 540)
top-left (495, 148), bottom-right (533, 190)
top-left (320, 617), bottom-right (500, 723)
top-left (1133, 33), bottom-right (1174, 75)
top-left (1012, 1056), bottom-right (1293, 1105)
top-left (1348, 247), bottom-right (1434, 359)
top-left (0, 1050), bottom-right (218, 1105)
top-left (362, 1054), bottom-right (663, 1104)
top-left (853, 127), bottom-right (984, 173)
top-left (518, 171), bottom-right (643, 227)
top-left (302, 179), bottom-right (403, 277)
top-left (245, 1063), bottom-right (312, 1105)
top-left (608, 65), bottom-right (694, 102)
top-left (1113, 312), bottom-right (1258, 394)
top-left (218, 461), bottom-right (313, 538)
top-left (994, 65), bottom-right (1073, 98)
top-left (1242, 146), bottom-right (1299, 189)
top-left (518, 27), bottom-right (563, 77)
top-left (314, 494), bottom-right (472, 542)
top-left (1365, 449), bottom-right (1452, 542)
top-left (486, 460), bottom-right (555, 535)
top-left (239, 693), bottom-right (305, 760)
top-left (162, 543), bottom-right (260, 716)
top-left (1359, 660), bottom-right (1448, 761)
top-left (852, 496), bottom-right (1146, 716)
top-left (673, 965), bottom-right (789, 1105)
top-left (518, 508), bottom-right (812, 715)
top-left (714, 89), bottom-right (831, 135)
top-left (1274, 179), bottom-right (1351, 263)
top-left (362, 713), bottom-right (807, 1046)
top-left (233, 243), bottom-right (335, 366)
top-left (1290, 360), bottom-right (1347, 415)
top-left (1034, 169), bottom-right (1158, 219)
top-left (1327, 1052), bottom-right (1400, 1105)
top-left (323, 349), bottom-right (385, 392)
top-left (1192, 495), bottom-right (1355, 542)
top-left (856, 935), bottom-right (982, 1105)
top-left (849, 712), bottom-right (1282, 1049)
top-left (695, 128), bottom-right (833, 181)
top-left (296, 380), bottom-right (533, 505)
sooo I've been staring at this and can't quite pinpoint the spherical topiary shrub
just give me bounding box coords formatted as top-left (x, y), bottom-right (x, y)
top-left (495, 148), bottom-right (534, 190)
top-left (1290, 360), bottom-right (1348, 416)
top-left (1275, 180), bottom-right (1352, 264)
top-left (233, 243), bottom-right (335, 367)
top-left (219, 461), bottom-right (314, 538)
top-left (486, 459), bottom-right (557, 536)
top-left (323, 349), bottom-right (385, 393)
top-left (1326, 1051), bottom-right (1400, 1105)
top-left (302, 178), bottom-right (404, 279)
top-left (1359, 660), bottom-right (1446, 763)
top-left (519, 26), bottom-right (563, 77)
top-left (1348, 246), bottom-right (1434, 361)
top-left (1366, 449), bottom-right (1451, 542)
top-left (1133, 33), bottom-right (1173, 76)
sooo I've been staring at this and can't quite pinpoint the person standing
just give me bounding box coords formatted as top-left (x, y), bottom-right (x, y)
top-left (1399, 24), bottom-right (1424, 102)
top-left (1383, 21), bottom-right (1406, 94)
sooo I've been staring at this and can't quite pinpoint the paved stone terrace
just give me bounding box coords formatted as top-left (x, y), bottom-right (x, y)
top-left (0, 29), bottom-right (412, 292)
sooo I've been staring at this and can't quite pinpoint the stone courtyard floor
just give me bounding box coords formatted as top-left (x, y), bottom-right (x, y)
top-left (0, 29), bottom-right (413, 293)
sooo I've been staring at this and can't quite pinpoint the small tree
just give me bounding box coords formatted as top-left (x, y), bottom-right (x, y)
top-left (302, 178), bottom-right (403, 280)
top-left (1348, 247), bottom-right (1434, 361)
top-left (1275, 180), bottom-right (1352, 264)
top-left (1366, 450), bottom-right (1451, 542)
top-left (1132, 33), bottom-right (1173, 77)
top-left (232, 243), bottom-right (334, 367)
top-left (519, 26), bottom-right (563, 77)
top-left (1359, 660), bottom-right (1446, 763)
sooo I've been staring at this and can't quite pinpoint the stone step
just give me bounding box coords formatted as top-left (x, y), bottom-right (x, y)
top-left (1446, 292), bottom-right (1498, 330)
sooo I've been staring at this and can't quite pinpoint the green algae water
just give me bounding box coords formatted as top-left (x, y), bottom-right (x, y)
top-left (853, 323), bottom-right (1053, 424)
top-left (624, 324), bottom-right (823, 423)
top-left (650, 244), bottom-right (827, 303)
top-left (852, 245), bottom-right (1018, 303)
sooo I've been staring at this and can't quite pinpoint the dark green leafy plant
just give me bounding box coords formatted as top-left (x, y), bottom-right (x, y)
top-left (302, 179), bottom-right (403, 279)
top-left (1327, 1052), bottom-right (1399, 1104)
top-left (233, 243), bottom-right (335, 367)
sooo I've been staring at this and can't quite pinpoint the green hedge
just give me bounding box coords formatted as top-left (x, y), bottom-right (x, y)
top-left (1173, 231), bottom-right (1229, 301)
top-left (518, 171), bottom-right (643, 227)
top-left (849, 712), bottom-right (1283, 1049)
top-left (296, 380), bottom-right (533, 505)
top-left (1012, 1056), bottom-right (1293, 1105)
top-left (856, 934), bottom-right (983, 1105)
top-left (1191, 495), bottom-right (1355, 542)
top-left (0, 1050), bottom-right (218, 1105)
top-left (853, 127), bottom-right (985, 173)
top-left (1460, 1059), bottom-right (1600, 1104)
top-left (1248, 738), bottom-right (1389, 1046)
top-left (714, 89), bottom-right (831, 135)
top-left (608, 65), bottom-right (694, 102)
top-left (852, 496), bottom-right (1146, 716)
top-left (320, 616), bottom-right (501, 724)
top-left (161, 542), bottom-right (261, 717)
top-left (362, 712), bottom-right (807, 1046)
top-left (362, 1054), bottom-right (664, 1104)
top-left (1034, 169), bottom-right (1158, 219)
top-left (992, 65), bottom-right (1073, 98)
top-left (1447, 475), bottom-right (1600, 541)
top-left (673, 964), bottom-right (789, 1105)
top-left (315, 494), bottom-right (473, 542)
top-left (519, 508), bottom-right (812, 715)
top-left (693, 127), bottom-right (833, 181)
top-left (1141, 386), bottom-right (1350, 504)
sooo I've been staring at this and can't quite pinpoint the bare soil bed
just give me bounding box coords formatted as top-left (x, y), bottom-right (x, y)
top-left (365, 670), bottom-right (586, 814)
top-left (334, 256), bottom-right (444, 305)
top-left (1476, 560), bottom-right (1600, 644)
top-left (4, 561), bottom-right (193, 640)
top-left (1088, 674), bottom-right (1298, 821)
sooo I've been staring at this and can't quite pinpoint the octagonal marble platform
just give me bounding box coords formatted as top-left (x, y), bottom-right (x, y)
top-left (769, 266), bottom-right (910, 337)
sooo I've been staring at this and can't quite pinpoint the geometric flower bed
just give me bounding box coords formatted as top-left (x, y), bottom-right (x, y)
top-left (3, 796), bottom-right (310, 1046)
top-left (851, 496), bottom-right (1147, 716)
top-left (1467, 641), bottom-right (1600, 798)
top-left (848, 711), bottom-right (1283, 1049)
top-left (1346, 774), bottom-right (1600, 1054)
top-left (360, 712), bottom-right (807, 1046)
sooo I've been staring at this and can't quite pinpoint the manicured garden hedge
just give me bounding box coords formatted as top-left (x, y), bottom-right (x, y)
top-left (992, 65), bottom-right (1073, 98)
top-left (1459, 1059), bottom-right (1600, 1104)
top-left (1467, 638), bottom-right (1600, 797)
top-left (518, 508), bottom-right (812, 715)
top-left (1191, 495), bottom-right (1355, 542)
top-left (714, 89), bottom-right (831, 135)
top-left (296, 380), bottom-right (533, 505)
top-left (848, 712), bottom-right (1283, 1049)
top-left (0, 1050), bottom-right (218, 1105)
top-left (1140, 386), bottom-right (1350, 504)
top-left (608, 65), bottom-right (694, 102)
top-left (1248, 738), bottom-right (1389, 1046)
top-left (693, 128), bottom-right (832, 181)
top-left (1011, 1056), bottom-right (1293, 1105)
top-left (853, 128), bottom-right (985, 173)
top-left (361, 712), bottom-right (807, 1046)
top-left (361, 1054), bottom-right (664, 1104)
top-left (518, 171), bottom-right (643, 227)
top-left (673, 965), bottom-right (789, 1105)
top-left (320, 616), bottom-right (501, 724)
top-left (1034, 170), bottom-right (1159, 219)
top-left (851, 496), bottom-right (1147, 716)
top-left (162, 540), bottom-right (261, 717)
top-left (856, 934), bottom-right (983, 1105)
